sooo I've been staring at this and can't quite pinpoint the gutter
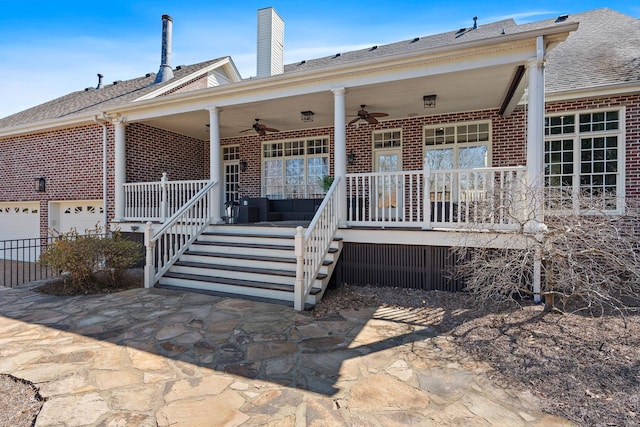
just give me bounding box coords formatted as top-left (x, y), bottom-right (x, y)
top-left (93, 115), bottom-right (109, 234)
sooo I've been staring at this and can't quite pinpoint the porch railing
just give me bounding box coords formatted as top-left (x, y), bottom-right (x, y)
top-left (144, 180), bottom-right (217, 288)
top-left (294, 176), bottom-right (340, 311)
top-left (124, 173), bottom-right (209, 222)
top-left (346, 164), bottom-right (527, 231)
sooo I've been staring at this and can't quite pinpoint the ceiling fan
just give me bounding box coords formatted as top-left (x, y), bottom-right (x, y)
top-left (348, 105), bottom-right (388, 125)
top-left (241, 118), bottom-right (280, 136)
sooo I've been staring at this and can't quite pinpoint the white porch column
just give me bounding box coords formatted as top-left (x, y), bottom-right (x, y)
top-left (332, 87), bottom-right (347, 226)
top-left (526, 35), bottom-right (546, 303)
top-left (208, 106), bottom-right (223, 223)
top-left (113, 119), bottom-right (126, 222)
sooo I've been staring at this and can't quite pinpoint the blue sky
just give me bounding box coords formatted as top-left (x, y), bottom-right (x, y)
top-left (0, 0), bottom-right (638, 119)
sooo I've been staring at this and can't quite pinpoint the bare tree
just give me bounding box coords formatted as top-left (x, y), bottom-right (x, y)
top-left (453, 186), bottom-right (640, 314)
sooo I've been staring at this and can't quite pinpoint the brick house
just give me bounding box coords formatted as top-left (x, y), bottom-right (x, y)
top-left (0, 8), bottom-right (638, 309)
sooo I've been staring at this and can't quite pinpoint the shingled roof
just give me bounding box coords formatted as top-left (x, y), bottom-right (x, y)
top-left (544, 8), bottom-right (640, 93)
top-left (0, 58), bottom-right (228, 129)
top-left (283, 8), bottom-right (640, 94)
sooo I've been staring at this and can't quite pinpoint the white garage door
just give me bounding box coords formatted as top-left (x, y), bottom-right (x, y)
top-left (0, 202), bottom-right (41, 261)
top-left (52, 200), bottom-right (104, 235)
top-left (0, 202), bottom-right (40, 241)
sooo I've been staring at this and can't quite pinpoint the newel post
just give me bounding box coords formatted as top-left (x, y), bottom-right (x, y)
top-left (160, 172), bottom-right (168, 222)
top-left (422, 158), bottom-right (433, 230)
top-left (293, 226), bottom-right (305, 311)
top-left (144, 222), bottom-right (155, 288)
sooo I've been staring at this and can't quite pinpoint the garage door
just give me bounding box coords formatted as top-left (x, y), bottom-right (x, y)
top-left (0, 202), bottom-right (41, 261)
top-left (51, 200), bottom-right (104, 235)
top-left (0, 202), bottom-right (40, 241)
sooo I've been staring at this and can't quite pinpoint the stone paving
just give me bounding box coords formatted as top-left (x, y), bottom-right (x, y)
top-left (0, 285), bottom-right (577, 426)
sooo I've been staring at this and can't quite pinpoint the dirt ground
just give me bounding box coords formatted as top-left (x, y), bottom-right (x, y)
top-left (1, 282), bottom-right (638, 426)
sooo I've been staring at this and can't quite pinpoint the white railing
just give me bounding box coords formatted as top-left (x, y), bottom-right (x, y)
top-left (124, 173), bottom-right (209, 222)
top-left (144, 180), bottom-right (217, 288)
top-left (346, 164), bottom-right (527, 231)
top-left (294, 177), bottom-right (340, 311)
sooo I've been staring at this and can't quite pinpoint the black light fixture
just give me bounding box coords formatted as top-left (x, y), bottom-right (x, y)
top-left (36, 177), bottom-right (46, 192)
top-left (239, 159), bottom-right (248, 172)
top-left (423, 94), bottom-right (437, 108)
top-left (300, 111), bottom-right (314, 122)
top-left (348, 150), bottom-right (356, 165)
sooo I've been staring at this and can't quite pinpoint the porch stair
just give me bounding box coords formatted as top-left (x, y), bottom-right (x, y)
top-left (156, 224), bottom-right (343, 308)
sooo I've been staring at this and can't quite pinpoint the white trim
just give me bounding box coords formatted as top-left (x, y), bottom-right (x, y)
top-left (422, 120), bottom-right (493, 169)
top-left (544, 106), bottom-right (626, 214)
top-left (135, 58), bottom-right (242, 101)
top-left (260, 136), bottom-right (331, 198)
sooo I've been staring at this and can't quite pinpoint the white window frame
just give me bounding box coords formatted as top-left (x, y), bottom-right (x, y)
top-left (422, 120), bottom-right (492, 170)
top-left (261, 136), bottom-right (330, 199)
top-left (544, 107), bottom-right (626, 214)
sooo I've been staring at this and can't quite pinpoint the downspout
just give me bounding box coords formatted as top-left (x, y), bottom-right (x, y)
top-left (93, 115), bottom-right (109, 235)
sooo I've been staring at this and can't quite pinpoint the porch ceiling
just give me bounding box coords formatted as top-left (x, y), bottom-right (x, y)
top-left (139, 62), bottom-right (523, 140)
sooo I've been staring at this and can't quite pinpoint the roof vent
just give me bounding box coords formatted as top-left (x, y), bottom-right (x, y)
top-left (411, 37), bottom-right (420, 43)
top-left (298, 60), bottom-right (306, 65)
top-left (113, 80), bottom-right (122, 85)
top-left (473, 16), bottom-right (478, 29)
top-left (153, 15), bottom-right (174, 84)
top-left (146, 73), bottom-right (152, 77)
top-left (96, 73), bottom-right (104, 89)
top-left (456, 28), bottom-right (466, 35)
top-left (370, 45), bottom-right (378, 51)
top-left (555, 14), bottom-right (569, 23)
top-left (334, 53), bottom-right (341, 58)
top-left (175, 65), bottom-right (183, 70)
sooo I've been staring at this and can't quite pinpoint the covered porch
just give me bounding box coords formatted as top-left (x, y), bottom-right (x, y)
top-left (102, 24), bottom-right (577, 309)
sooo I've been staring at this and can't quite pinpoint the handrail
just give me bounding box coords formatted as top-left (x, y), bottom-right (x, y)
top-left (144, 180), bottom-right (217, 288)
top-left (293, 176), bottom-right (341, 311)
top-left (124, 175), bottom-right (209, 222)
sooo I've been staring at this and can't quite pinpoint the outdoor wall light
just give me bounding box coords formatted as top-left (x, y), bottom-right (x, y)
top-left (300, 111), bottom-right (314, 122)
top-left (239, 159), bottom-right (248, 172)
top-left (423, 94), bottom-right (437, 108)
top-left (348, 150), bottom-right (356, 165)
top-left (36, 177), bottom-right (46, 192)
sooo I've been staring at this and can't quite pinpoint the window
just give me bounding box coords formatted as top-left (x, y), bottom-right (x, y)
top-left (262, 137), bottom-right (329, 199)
top-left (424, 121), bottom-right (490, 170)
top-left (544, 110), bottom-right (623, 213)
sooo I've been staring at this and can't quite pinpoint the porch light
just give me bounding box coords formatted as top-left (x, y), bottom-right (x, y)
top-left (35, 177), bottom-right (46, 193)
top-left (348, 150), bottom-right (356, 165)
top-left (300, 111), bottom-right (314, 122)
top-left (239, 159), bottom-right (248, 172)
top-left (423, 94), bottom-right (437, 108)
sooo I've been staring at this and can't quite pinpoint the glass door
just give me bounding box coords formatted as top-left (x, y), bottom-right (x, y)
top-left (374, 149), bottom-right (402, 220)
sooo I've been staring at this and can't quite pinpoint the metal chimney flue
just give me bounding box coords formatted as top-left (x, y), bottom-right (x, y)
top-left (153, 14), bottom-right (174, 84)
top-left (96, 73), bottom-right (104, 89)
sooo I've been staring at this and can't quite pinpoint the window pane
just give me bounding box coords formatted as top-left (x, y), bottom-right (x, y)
top-left (263, 159), bottom-right (283, 198)
top-left (307, 157), bottom-right (329, 197)
top-left (426, 148), bottom-right (453, 170)
top-left (285, 159), bottom-right (305, 198)
top-left (459, 146), bottom-right (487, 169)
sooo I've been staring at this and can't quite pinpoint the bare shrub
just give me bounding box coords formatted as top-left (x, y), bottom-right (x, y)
top-left (454, 189), bottom-right (640, 314)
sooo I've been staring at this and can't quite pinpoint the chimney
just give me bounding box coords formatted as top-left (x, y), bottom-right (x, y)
top-left (96, 73), bottom-right (104, 89)
top-left (256, 7), bottom-right (284, 78)
top-left (153, 14), bottom-right (174, 84)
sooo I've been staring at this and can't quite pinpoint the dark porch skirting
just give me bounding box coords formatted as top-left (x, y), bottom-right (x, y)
top-left (333, 242), bottom-right (465, 292)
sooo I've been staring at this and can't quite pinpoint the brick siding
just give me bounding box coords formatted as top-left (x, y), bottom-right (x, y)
top-left (1, 93), bottom-right (637, 238)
